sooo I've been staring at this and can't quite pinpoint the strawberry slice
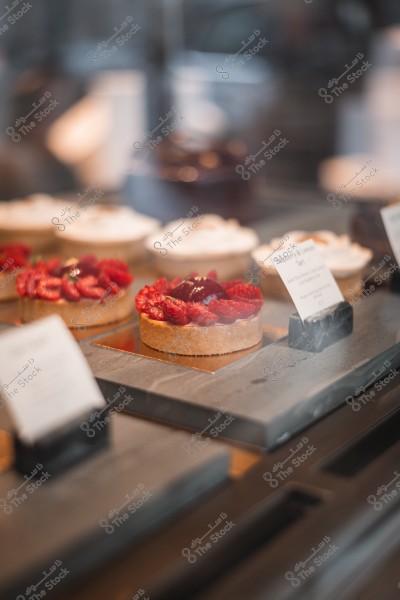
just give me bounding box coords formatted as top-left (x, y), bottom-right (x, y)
top-left (36, 277), bottom-right (62, 301)
top-left (76, 275), bottom-right (108, 299)
top-left (61, 278), bottom-right (80, 301)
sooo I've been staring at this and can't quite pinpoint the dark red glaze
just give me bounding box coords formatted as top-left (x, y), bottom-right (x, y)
top-left (52, 260), bottom-right (98, 278)
top-left (170, 277), bottom-right (228, 305)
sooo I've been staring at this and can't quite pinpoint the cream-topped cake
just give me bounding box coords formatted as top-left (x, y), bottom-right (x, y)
top-left (56, 205), bottom-right (160, 263)
top-left (146, 214), bottom-right (259, 279)
top-left (252, 230), bottom-right (372, 300)
top-left (0, 194), bottom-right (65, 253)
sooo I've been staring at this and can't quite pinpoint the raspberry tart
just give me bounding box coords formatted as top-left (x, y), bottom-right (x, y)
top-left (135, 272), bottom-right (264, 356)
top-left (17, 256), bottom-right (134, 328)
top-left (0, 244), bottom-right (31, 301)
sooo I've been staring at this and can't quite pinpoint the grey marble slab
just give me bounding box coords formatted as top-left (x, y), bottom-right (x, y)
top-left (82, 290), bottom-right (400, 450)
top-left (0, 412), bottom-right (229, 598)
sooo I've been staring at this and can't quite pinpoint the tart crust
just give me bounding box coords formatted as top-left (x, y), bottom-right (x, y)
top-left (20, 285), bottom-right (134, 328)
top-left (139, 312), bottom-right (263, 356)
top-left (0, 273), bottom-right (18, 301)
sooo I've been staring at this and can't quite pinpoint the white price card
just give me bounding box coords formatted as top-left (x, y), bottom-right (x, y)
top-left (381, 204), bottom-right (400, 266)
top-left (0, 315), bottom-right (105, 444)
top-left (273, 239), bottom-right (344, 321)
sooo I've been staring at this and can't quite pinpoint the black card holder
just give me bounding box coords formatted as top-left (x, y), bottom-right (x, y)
top-left (288, 301), bottom-right (353, 353)
top-left (13, 409), bottom-right (109, 478)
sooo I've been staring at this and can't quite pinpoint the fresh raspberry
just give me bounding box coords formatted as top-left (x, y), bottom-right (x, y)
top-left (61, 278), bottom-right (80, 301)
top-left (153, 277), bottom-right (171, 294)
top-left (98, 271), bottom-right (120, 294)
top-left (163, 297), bottom-right (190, 325)
top-left (227, 300), bottom-right (258, 318)
top-left (99, 265), bottom-right (132, 287)
top-left (208, 299), bottom-right (242, 323)
top-left (36, 277), bottom-right (62, 301)
top-left (46, 258), bottom-right (61, 275)
top-left (225, 283), bottom-right (263, 310)
top-left (0, 244), bottom-right (31, 269)
top-left (135, 286), bottom-right (153, 313)
top-left (76, 275), bottom-right (108, 300)
top-left (146, 306), bottom-right (166, 321)
top-left (170, 277), bottom-right (182, 290)
top-left (26, 270), bottom-right (43, 298)
top-left (186, 302), bottom-right (218, 326)
top-left (1, 243), bottom-right (30, 257)
top-left (16, 269), bottom-right (29, 295)
top-left (206, 270), bottom-right (218, 281)
top-left (97, 258), bottom-right (129, 273)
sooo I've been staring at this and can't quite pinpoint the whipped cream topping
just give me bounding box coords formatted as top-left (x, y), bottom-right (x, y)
top-left (0, 194), bottom-right (66, 230)
top-left (146, 214), bottom-right (259, 257)
top-left (57, 205), bottom-right (160, 242)
top-left (253, 230), bottom-right (372, 277)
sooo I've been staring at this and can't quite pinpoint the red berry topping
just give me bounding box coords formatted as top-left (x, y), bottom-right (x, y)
top-left (225, 283), bottom-right (263, 310)
top-left (209, 298), bottom-right (258, 322)
top-left (61, 278), bottom-right (80, 302)
top-left (16, 256), bottom-right (133, 302)
top-left (170, 277), bottom-right (228, 304)
top-left (98, 271), bottom-right (120, 294)
top-left (16, 269), bottom-right (29, 295)
top-left (97, 258), bottom-right (129, 273)
top-left (76, 275), bottom-right (108, 299)
top-left (26, 270), bottom-right (42, 298)
top-left (135, 272), bottom-right (263, 324)
top-left (186, 302), bottom-right (218, 326)
top-left (0, 243), bottom-right (31, 270)
top-left (46, 258), bottom-right (62, 276)
top-left (101, 266), bottom-right (133, 287)
top-left (36, 277), bottom-right (62, 301)
top-left (163, 297), bottom-right (190, 325)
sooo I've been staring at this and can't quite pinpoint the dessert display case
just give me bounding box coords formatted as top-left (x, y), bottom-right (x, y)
top-left (1, 4), bottom-right (400, 598)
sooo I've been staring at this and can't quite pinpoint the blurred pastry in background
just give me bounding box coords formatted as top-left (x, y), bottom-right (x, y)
top-left (55, 205), bottom-right (160, 263)
top-left (146, 213), bottom-right (259, 280)
top-left (0, 194), bottom-right (65, 253)
top-left (252, 230), bottom-right (372, 301)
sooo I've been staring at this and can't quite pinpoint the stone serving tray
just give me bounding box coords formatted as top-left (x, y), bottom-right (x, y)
top-left (79, 290), bottom-right (400, 450)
